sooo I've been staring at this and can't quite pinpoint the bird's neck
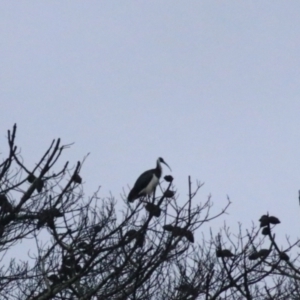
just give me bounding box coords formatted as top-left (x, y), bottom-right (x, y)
top-left (155, 161), bottom-right (162, 178)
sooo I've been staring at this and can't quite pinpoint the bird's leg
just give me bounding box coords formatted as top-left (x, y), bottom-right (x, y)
top-left (152, 187), bottom-right (156, 204)
top-left (146, 195), bottom-right (151, 203)
top-left (141, 196), bottom-right (147, 204)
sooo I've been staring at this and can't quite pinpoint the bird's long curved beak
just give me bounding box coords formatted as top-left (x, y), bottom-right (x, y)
top-left (162, 161), bottom-right (172, 172)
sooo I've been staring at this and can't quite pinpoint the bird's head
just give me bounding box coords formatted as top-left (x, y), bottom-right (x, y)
top-left (158, 157), bottom-right (172, 171)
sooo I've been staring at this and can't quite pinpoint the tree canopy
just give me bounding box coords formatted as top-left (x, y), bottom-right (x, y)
top-left (0, 124), bottom-right (299, 300)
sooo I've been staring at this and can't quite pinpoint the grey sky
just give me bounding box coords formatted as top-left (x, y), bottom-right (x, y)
top-left (1, 2), bottom-right (300, 246)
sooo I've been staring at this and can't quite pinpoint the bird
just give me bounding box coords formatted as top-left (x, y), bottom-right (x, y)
top-left (279, 251), bottom-right (289, 261)
top-left (127, 157), bottom-right (171, 202)
top-left (249, 249), bottom-right (271, 260)
top-left (163, 225), bottom-right (194, 243)
top-left (216, 249), bottom-right (234, 258)
top-left (145, 202), bottom-right (161, 217)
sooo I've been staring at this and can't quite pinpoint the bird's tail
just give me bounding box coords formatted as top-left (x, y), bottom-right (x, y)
top-left (127, 188), bottom-right (138, 202)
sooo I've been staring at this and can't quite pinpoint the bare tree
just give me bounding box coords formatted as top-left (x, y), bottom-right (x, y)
top-left (0, 124), bottom-right (299, 300)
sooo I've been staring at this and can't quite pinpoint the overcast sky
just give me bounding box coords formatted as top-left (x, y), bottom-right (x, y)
top-left (1, 2), bottom-right (300, 248)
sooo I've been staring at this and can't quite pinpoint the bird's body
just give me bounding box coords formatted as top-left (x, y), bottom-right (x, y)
top-left (127, 157), bottom-right (171, 202)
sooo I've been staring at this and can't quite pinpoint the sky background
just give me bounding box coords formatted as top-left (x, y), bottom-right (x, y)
top-left (1, 2), bottom-right (300, 249)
